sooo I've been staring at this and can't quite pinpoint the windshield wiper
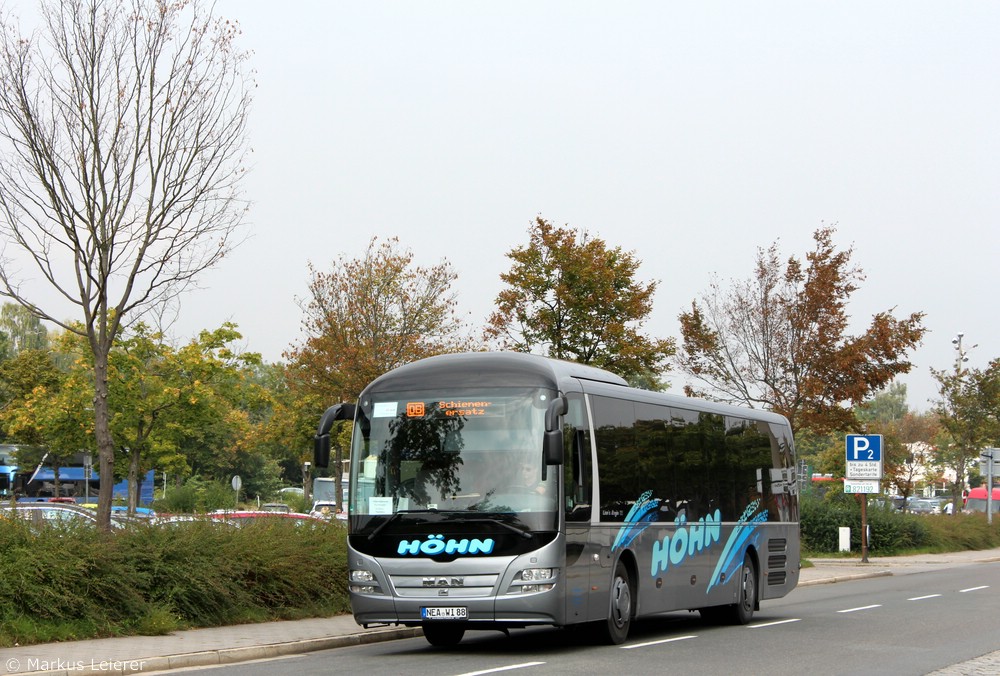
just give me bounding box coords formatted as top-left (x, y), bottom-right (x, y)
top-left (367, 508), bottom-right (439, 541)
top-left (472, 517), bottom-right (531, 539)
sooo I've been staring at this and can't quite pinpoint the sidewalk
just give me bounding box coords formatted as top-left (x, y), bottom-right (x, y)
top-left (3, 547), bottom-right (1000, 676)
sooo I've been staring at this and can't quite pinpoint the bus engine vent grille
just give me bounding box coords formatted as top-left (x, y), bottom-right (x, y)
top-left (768, 538), bottom-right (787, 553)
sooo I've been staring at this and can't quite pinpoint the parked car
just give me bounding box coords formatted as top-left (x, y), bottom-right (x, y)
top-left (0, 503), bottom-right (132, 529)
top-left (906, 497), bottom-right (944, 514)
top-left (309, 501), bottom-right (347, 521)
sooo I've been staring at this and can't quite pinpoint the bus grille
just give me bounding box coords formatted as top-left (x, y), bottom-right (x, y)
top-left (390, 573), bottom-right (499, 598)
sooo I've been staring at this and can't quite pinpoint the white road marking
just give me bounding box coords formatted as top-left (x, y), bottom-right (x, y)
top-left (457, 662), bottom-right (547, 675)
top-left (749, 618), bottom-right (802, 628)
top-left (621, 635), bottom-right (698, 649)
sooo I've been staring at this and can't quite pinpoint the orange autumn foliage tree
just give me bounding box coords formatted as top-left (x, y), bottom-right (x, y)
top-left (676, 226), bottom-right (926, 434)
top-left (285, 238), bottom-right (476, 503)
top-left (287, 236), bottom-right (475, 409)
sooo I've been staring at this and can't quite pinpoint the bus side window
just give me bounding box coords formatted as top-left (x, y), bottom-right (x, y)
top-left (564, 395), bottom-right (592, 522)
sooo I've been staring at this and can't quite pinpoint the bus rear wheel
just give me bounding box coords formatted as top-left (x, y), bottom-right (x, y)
top-left (422, 623), bottom-right (466, 647)
top-left (598, 560), bottom-right (633, 644)
top-left (699, 554), bottom-right (758, 625)
top-left (723, 554), bottom-right (757, 625)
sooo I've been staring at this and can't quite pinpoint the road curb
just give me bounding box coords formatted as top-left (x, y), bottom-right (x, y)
top-left (14, 627), bottom-right (425, 676)
top-left (799, 569), bottom-right (893, 586)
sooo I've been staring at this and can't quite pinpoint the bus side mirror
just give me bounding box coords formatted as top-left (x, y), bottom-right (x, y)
top-left (315, 435), bottom-right (331, 469)
top-left (542, 396), bottom-right (568, 477)
top-left (545, 395), bottom-right (568, 433)
top-left (544, 429), bottom-right (564, 466)
top-left (314, 403), bottom-right (356, 469)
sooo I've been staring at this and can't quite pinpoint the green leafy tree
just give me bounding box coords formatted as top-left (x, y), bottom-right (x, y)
top-left (107, 323), bottom-right (264, 511)
top-left (0, 344), bottom-right (87, 496)
top-left (485, 217), bottom-right (674, 386)
top-left (0, 0), bottom-right (253, 528)
top-left (0, 348), bottom-right (63, 427)
top-left (0, 303), bottom-right (48, 355)
top-left (932, 358), bottom-right (1000, 512)
top-left (677, 226), bottom-right (926, 434)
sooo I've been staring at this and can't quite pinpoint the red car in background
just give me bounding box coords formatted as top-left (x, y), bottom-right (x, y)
top-left (963, 486), bottom-right (1000, 514)
top-left (208, 510), bottom-right (325, 527)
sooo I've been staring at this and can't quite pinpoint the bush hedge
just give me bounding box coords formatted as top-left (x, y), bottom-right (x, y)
top-left (0, 517), bottom-right (350, 647)
top-left (800, 493), bottom-right (1000, 555)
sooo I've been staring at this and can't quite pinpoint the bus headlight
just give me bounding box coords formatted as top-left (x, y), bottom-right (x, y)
top-left (508, 568), bottom-right (557, 594)
top-left (349, 569), bottom-right (381, 594)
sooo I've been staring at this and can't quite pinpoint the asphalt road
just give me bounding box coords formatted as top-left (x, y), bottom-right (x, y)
top-left (168, 559), bottom-right (1000, 676)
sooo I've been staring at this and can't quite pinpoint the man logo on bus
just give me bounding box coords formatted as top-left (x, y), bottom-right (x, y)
top-left (406, 402), bottom-right (425, 417)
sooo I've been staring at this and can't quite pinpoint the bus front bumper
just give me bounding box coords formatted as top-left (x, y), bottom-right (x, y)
top-left (351, 590), bottom-right (562, 628)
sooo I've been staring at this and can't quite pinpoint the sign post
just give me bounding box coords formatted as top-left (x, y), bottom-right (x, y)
top-left (981, 448), bottom-right (998, 526)
top-left (231, 474), bottom-right (242, 508)
top-left (83, 453), bottom-right (93, 502)
top-left (846, 435), bottom-right (883, 563)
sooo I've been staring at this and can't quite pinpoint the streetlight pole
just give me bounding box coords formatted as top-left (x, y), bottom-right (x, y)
top-left (951, 333), bottom-right (978, 509)
top-left (952, 332), bottom-right (976, 376)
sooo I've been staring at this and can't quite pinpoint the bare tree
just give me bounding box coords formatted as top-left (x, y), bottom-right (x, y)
top-left (0, 0), bottom-right (252, 528)
top-left (676, 227), bottom-right (925, 435)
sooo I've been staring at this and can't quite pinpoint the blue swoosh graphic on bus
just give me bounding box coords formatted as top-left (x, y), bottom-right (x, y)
top-left (612, 490), bottom-right (660, 551)
top-left (706, 499), bottom-right (769, 593)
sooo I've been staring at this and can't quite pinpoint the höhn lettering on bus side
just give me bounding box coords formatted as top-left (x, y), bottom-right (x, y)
top-left (649, 510), bottom-right (723, 576)
top-left (397, 534), bottom-right (496, 556)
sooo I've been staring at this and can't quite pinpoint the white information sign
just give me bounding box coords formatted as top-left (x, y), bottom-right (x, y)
top-left (368, 496), bottom-right (393, 514)
top-left (980, 448), bottom-right (1000, 477)
top-left (844, 480), bottom-right (880, 494)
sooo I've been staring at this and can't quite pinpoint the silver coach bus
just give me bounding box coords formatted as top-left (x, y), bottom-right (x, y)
top-left (314, 352), bottom-right (799, 647)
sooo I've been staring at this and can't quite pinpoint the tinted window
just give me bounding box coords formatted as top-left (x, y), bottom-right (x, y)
top-left (593, 394), bottom-right (796, 523)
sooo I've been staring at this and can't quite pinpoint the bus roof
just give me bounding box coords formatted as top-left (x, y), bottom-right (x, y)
top-left (363, 351), bottom-right (629, 394)
top-left (361, 352), bottom-right (790, 428)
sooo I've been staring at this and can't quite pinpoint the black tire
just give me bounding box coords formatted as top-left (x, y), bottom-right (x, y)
top-left (699, 554), bottom-right (758, 625)
top-left (598, 560), bottom-right (634, 644)
top-left (422, 623), bottom-right (466, 647)
top-left (728, 554), bottom-right (757, 625)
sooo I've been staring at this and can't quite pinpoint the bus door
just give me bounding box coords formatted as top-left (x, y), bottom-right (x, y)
top-left (563, 395), bottom-right (598, 625)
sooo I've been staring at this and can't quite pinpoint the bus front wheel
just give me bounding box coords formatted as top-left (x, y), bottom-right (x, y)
top-left (598, 560), bottom-right (633, 644)
top-left (422, 623), bottom-right (466, 647)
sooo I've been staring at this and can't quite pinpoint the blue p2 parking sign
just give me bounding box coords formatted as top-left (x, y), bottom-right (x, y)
top-left (847, 435), bottom-right (881, 462)
top-left (846, 434), bottom-right (883, 480)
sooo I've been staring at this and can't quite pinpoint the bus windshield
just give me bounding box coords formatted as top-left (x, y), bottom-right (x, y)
top-left (348, 387), bottom-right (558, 532)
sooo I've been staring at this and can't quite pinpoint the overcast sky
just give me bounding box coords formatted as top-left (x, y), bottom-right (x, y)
top-left (23, 1), bottom-right (999, 414)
